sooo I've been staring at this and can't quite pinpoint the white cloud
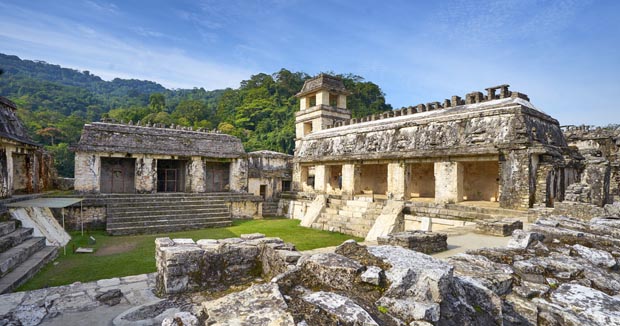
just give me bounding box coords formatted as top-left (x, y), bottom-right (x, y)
top-left (0, 3), bottom-right (253, 90)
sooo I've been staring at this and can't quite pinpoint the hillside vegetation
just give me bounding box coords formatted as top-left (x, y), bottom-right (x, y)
top-left (0, 53), bottom-right (392, 176)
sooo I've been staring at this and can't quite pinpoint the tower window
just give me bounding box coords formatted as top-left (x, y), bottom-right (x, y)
top-left (329, 93), bottom-right (337, 107)
top-left (303, 122), bottom-right (313, 136)
top-left (308, 95), bottom-right (316, 107)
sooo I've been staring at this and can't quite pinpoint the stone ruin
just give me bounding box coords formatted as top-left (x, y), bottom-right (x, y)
top-left (153, 215), bottom-right (620, 325)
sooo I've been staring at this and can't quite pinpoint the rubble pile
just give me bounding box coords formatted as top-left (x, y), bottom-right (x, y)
top-left (161, 216), bottom-right (620, 325)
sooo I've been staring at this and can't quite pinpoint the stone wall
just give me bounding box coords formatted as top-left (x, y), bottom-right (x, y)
top-left (155, 234), bottom-right (301, 295)
top-left (55, 205), bottom-right (107, 231)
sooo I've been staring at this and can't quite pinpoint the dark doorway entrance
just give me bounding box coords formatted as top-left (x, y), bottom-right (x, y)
top-left (100, 158), bottom-right (136, 193)
top-left (157, 160), bottom-right (187, 192)
top-left (205, 162), bottom-right (230, 192)
top-left (259, 185), bottom-right (267, 199)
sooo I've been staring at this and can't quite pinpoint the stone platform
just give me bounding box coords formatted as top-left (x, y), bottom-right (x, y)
top-left (377, 230), bottom-right (448, 254)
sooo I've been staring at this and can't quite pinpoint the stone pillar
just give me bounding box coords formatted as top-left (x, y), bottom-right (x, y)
top-left (74, 152), bottom-right (101, 193)
top-left (499, 150), bottom-right (531, 209)
top-left (342, 163), bottom-right (360, 197)
top-left (135, 157), bottom-right (156, 193)
top-left (314, 165), bottom-right (327, 193)
top-left (434, 161), bottom-right (463, 204)
top-left (188, 157), bottom-right (206, 193)
top-left (337, 94), bottom-right (347, 109)
top-left (229, 158), bottom-right (248, 192)
top-left (316, 90), bottom-right (330, 106)
top-left (387, 162), bottom-right (406, 200)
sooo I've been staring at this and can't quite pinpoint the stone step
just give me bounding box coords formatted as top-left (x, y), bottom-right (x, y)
top-left (0, 228), bottom-right (33, 253)
top-left (0, 237), bottom-right (46, 278)
top-left (107, 199), bottom-right (226, 207)
top-left (107, 216), bottom-right (231, 229)
top-left (0, 221), bottom-right (16, 237)
top-left (108, 207), bottom-right (229, 218)
top-left (0, 246), bottom-right (58, 294)
top-left (108, 212), bottom-right (230, 224)
top-left (409, 206), bottom-right (493, 221)
top-left (445, 204), bottom-right (529, 218)
top-left (107, 220), bottom-right (232, 236)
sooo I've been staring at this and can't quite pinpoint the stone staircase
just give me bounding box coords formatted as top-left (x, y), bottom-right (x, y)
top-left (311, 196), bottom-right (384, 237)
top-left (0, 220), bottom-right (58, 294)
top-left (105, 193), bottom-right (247, 235)
top-left (262, 201), bottom-right (279, 217)
top-left (405, 201), bottom-right (530, 222)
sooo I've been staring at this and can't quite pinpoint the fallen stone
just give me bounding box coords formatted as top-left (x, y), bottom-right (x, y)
top-left (572, 243), bottom-right (617, 268)
top-left (536, 283), bottom-right (620, 326)
top-left (161, 311), bottom-right (199, 326)
top-left (301, 291), bottom-right (379, 326)
top-left (202, 283), bottom-right (294, 325)
top-left (506, 230), bottom-right (544, 249)
top-left (240, 233), bottom-right (265, 240)
top-left (95, 289), bottom-right (123, 306)
top-left (299, 253), bottom-right (363, 291)
top-left (376, 231), bottom-right (447, 254)
top-left (448, 253), bottom-right (514, 295)
top-left (361, 266), bottom-right (383, 286)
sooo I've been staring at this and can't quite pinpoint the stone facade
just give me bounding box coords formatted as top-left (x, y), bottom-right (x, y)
top-left (292, 81), bottom-right (570, 210)
top-left (74, 122), bottom-right (248, 194)
top-left (0, 96), bottom-right (54, 199)
top-left (247, 150), bottom-right (292, 201)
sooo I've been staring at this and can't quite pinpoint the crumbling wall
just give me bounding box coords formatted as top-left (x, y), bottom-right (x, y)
top-left (74, 152), bottom-right (100, 193)
top-left (155, 234), bottom-right (301, 295)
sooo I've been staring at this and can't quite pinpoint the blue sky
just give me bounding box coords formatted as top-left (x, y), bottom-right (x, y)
top-left (0, 0), bottom-right (619, 125)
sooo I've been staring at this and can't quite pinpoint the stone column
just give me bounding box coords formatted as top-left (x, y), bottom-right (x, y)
top-left (74, 152), bottom-right (101, 193)
top-left (499, 150), bottom-right (531, 209)
top-left (434, 161), bottom-right (463, 204)
top-left (387, 162), bottom-right (406, 200)
top-left (229, 158), bottom-right (248, 192)
top-left (135, 157), bottom-right (156, 193)
top-left (342, 163), bottom-right (360, 197)
top-left (188, 157), bottom-right (206, 193)
top-left (314, 165), bottom-right (327, 193)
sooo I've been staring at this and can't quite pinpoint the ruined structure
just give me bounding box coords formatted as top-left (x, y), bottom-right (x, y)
top-left (283, 75), bottom-right (595, 239)
top-left (72, 121), bottom-right (293, 234)
top-left (74, 122), bottom-right (247, 194)
top-left (147, 215), bottom-right (620, 325)
top-left (0, 96), bottom-right (54, 198)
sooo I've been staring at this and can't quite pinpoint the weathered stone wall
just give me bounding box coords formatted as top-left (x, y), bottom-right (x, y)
top-left (155, 234), bottom-right (301, 295)
top-left (434, 161), bottom-right (463, 204)
top-left (296, 99), bottom-right (563, 163)
top-left (134, 156), bottom-right (156, 193)
top-left (227, 200), bottom-right (260, 219)
top-left (499, 150), bottom-right (531, 209)
top-left (56, 205), bottom-right (107, 230)
top-left (74, 152), bottom-right (100, 193)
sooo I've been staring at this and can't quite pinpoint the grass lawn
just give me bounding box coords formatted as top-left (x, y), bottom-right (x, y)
top-left (18, 218), bottom-right (361, 291)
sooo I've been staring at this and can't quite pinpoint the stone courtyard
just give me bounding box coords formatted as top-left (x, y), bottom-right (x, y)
top-left (3, 215), bottom-right (620, 325)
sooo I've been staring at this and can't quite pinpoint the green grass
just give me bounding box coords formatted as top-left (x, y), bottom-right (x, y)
top-left (18, 218), bottom-right (361, 291)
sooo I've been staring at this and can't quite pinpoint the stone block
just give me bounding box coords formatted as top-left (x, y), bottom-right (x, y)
top-left (475, 218), bottom-right (523, 236)
top-left (377, 231), bottom-right (447, 254)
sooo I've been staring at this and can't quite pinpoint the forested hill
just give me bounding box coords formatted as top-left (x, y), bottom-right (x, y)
top-left (0, 53), bottom-right (392, 177)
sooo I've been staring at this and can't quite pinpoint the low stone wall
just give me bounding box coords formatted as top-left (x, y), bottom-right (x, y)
top-left (155, 233), bottom-right (302, 295)
top-left (54, 177), bottom-right (74, 191)
top-left (377, 230), bottom-right (447, 254)
top-left (475, 218), bottom-right (523, 236)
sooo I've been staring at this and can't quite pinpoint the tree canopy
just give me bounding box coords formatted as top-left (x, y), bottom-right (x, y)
top-left (0, 54), bottom-right (392, 177)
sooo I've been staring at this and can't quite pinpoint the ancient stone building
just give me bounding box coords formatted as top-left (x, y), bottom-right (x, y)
top-left (247, 150), bottom-right (292, 201)
top-left (284, 74), bottom-right (583, 238)
top-left (0, 96), bottom-right (54, 198)
top-left (74, 121), bottom-right (248, 194)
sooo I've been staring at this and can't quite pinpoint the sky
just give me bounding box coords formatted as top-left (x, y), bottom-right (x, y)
top-left (0, 0), bottom-right (619, 126)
